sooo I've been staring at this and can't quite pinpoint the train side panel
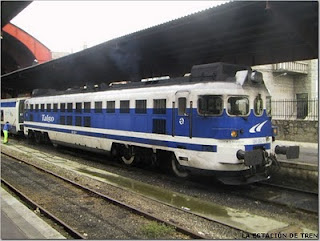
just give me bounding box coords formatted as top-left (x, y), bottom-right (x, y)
top-left (1, 98), bottom-right (27, 134)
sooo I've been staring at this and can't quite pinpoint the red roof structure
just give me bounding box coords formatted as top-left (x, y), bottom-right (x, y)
top-left (3, 23), bottom-right (52, 65)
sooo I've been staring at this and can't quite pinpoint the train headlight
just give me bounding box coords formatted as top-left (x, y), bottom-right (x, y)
top-left (231, 130), bottom-right (238, 138)
top-left (272, 126), bottom-right (278, 136)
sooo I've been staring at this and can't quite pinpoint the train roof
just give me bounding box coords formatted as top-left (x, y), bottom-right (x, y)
top-left (32, 62), bottom-right (252, 97)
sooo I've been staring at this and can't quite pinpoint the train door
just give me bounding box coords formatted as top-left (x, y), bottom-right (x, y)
top-left (18, 100), bottom-right (25, 123)
top-left (173, 91), bottom-right (192, 138)
top-left (17, 99), bottom-right (25, 132)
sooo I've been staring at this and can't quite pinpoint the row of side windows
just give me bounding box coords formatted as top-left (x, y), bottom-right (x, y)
top-left (60, 116), bottom-right (91, 127)
top-left (28, 99), bottom-right (166, 114)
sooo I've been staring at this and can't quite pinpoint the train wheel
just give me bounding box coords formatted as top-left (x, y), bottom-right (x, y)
top-left (171, 155), bottom-right (189, 178)
top-left (34, 131), bottom-right (43, 144)
top-left (121, 145), bottom-right (136, 166)
top-left (27, 131), bottom-right (34, 144)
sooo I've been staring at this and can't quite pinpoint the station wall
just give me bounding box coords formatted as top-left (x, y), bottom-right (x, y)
top-left (272, 120), bottom-right (318, 143)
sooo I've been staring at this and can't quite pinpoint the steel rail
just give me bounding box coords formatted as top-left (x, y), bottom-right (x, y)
top-left (1, 151), bottom-right (206, 239)
top-left (1, 178), bottom-right (86, 239)
top-left (259, 181), bottom-right (318, 196)
top-left (251, 182), bottom-right (318, 214)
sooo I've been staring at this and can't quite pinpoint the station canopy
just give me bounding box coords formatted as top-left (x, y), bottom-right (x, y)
top-left (2, 1), bottom-right (318, 94)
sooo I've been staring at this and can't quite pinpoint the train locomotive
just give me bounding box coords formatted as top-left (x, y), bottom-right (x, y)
top-left (1, 62), bottom-right (299, 184)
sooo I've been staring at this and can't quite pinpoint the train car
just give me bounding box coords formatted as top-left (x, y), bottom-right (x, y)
top-left (23, 62), bottom-right (298, 184)
top-left (1, 97), bottom-right (28, 135)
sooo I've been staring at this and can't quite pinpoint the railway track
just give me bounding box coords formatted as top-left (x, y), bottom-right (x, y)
top-left (1, 178), bottom-right (85, 239)
top-left (1, 152), bottom-right (205, 239)
top-left (1, 149), bottom-right (282, 238)
top-left (253, 182), bottom-right (318, 214)
top-left (2, 143), bottom-right (318, 238)
top-left (259, 181), bottom-right (318, 196)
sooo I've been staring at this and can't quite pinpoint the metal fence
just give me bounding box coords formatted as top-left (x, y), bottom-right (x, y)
top-left (272, 99), bottom-right (318, 121)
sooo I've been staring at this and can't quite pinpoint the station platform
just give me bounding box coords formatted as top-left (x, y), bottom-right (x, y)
top-left (1, 187), bottom-right (65, 239)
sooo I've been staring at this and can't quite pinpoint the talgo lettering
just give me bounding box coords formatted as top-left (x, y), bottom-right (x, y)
top-left (42, 114), bottom-right (54, 122)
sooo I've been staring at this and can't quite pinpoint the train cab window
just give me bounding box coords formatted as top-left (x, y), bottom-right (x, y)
top-left (153, 99), bottom-right (166, 114)
top-left (107, 101), bottom-right (115, 113)
top-left (254, 94), bottom-right (263, 116)
top-left (60, 103), bottom-right (66, 112)
top-left (266, 96), bottom-right (272, 117)
top-left (67, 103), bottom-right (73, 112)
top-left (227, 96), bottom-right (249, 116)
top-left (95, 101), bottom-right (102, 113)
top-left (30, 104), bottom-right (34, 111)
top-left (178, 98), bottom-right (187, 116)
top-left (41, 104), bottom-right (45, 112)
top-left (76, 103), bottom-right (82, 113)
top-left (84, 102), bottom-right (91, 113)
top-left (47, 104), bottom-right (51, 112)
top-left (198, 95), bottom-right (223, 116)
top-left (135, 100), bottom-right (147, 114)
top-left (35, 104), bottom-right (39, 112)
top-left (120, 100), bottom-right (130, 113)
top-left (53, 104), bottom-right (58, 112)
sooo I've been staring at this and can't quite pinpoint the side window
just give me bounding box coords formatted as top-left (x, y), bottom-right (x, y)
top-left (153, 99), bottom-right (166, 114)
top-left (178, 97), bottom-right (187, 116)
top-left (84, 116), bottom-right (91, 127)
top-left (47, 104), bottom-right (51, 112)
top-left (227, 96), bottom-right (249, 116)
top-left (75, 116), bottom-right (82, 126)
top-left (266, 96), bottom-right (272, 117)
top-left (53, 103), bottom-right (58, 112)
top-left (60, 103), bottom-right (66, 112)
top-left (67, 103), bottom-right (73, 112)
top-left (76, 102), bottom-right (82, 113)
top-left (66, 116), bottom-right (72, 125)
top-left (198, 95), bottom-right (223, 116)
top-left (41, 104), bottom-right (45, 112)
top-left (35, 104), bottom-right (39, 112)
top-left (135, 100), bottom-right (147, 114)
top-left (84, 102), bottom-right (91, 113)
top-left (120, 100), bottom-right (130, 113)
top-left (107, 101), bottom-right (115, 113)
top-left (254, 94), bottom-right (263, 116)
top-left (1, 110), bottom-right (3, 121)
top-left (30, 104), bottom-right (34, 111)
top-left (95, 101), bottom-right (102, 113)
top-left (60, 116), bottom-right (65, 125)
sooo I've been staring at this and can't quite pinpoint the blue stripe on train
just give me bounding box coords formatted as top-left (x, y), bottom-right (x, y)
top-left (1, 102), bottom-right (16, 107)
top-left (245, 143), bottom-right (271, 151)
top-left (25, 123), bottom-right (217, 152)
top-left (24, 108), bottom-right (273, 139)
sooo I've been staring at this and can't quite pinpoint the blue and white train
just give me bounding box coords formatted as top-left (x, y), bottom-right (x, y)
top-left (1, 63), bottom-right (299, 184)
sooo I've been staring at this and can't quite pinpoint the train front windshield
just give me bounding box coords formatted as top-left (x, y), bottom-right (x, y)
top-left (227, 96), bottom-right (249, 116)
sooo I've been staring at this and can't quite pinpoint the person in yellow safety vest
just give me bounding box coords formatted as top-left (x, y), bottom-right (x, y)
top-left (3, 122), bottom-right (11, 144)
